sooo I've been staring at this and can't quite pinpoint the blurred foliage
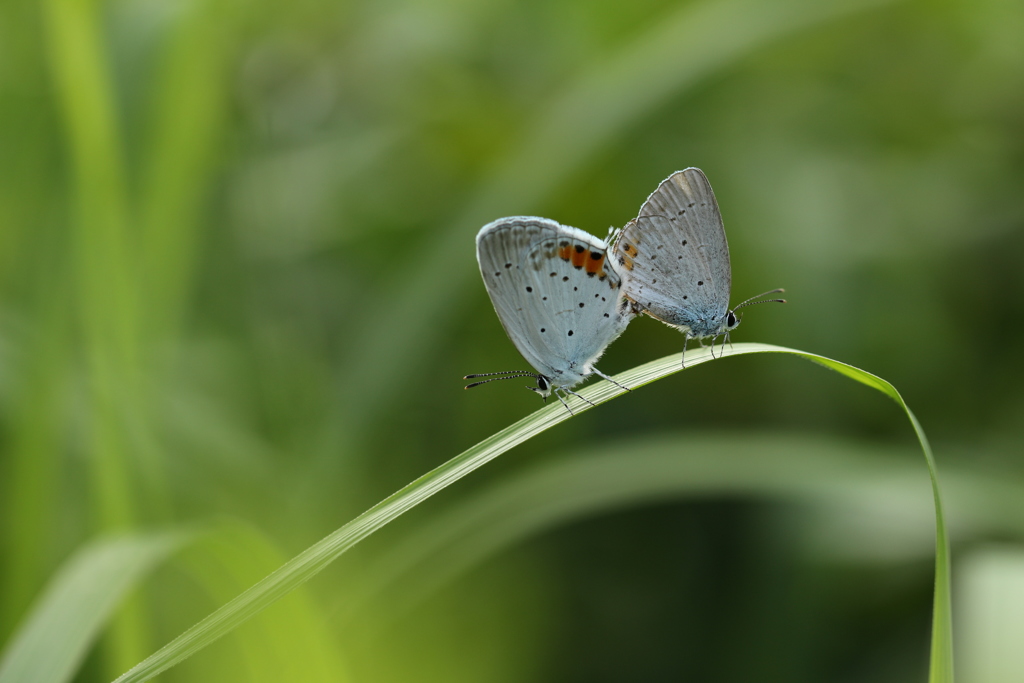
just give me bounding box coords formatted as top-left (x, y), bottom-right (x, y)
top-left (0, 0), bottom-right (1022, 680)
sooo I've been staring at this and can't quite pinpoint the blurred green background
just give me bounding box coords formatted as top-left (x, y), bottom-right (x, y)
top-left (1, 0), bottom-right (1023, 680)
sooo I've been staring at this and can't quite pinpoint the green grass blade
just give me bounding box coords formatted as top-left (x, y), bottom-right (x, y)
top-left (112, 343), bottom-right (952, 683)
top-left (0, 533), bottom-right (184, 683)
top-left (337, 432), bottom-right (941, 628)
top-left (801, 354), bottom-right (953, 682)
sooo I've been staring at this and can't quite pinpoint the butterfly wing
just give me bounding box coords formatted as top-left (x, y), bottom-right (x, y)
top-left (613, 168), bottom-right (732, 337)
top-left (476, 217), bottom-right (631, 388)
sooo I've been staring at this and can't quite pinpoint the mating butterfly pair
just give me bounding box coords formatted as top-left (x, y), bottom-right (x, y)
top-left (465, 168), bottom-right (784, 414)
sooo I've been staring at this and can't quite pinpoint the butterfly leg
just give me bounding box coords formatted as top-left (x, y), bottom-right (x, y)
top-left (591, 368), bottom-right (630, 392)
top-left (681, 335), bottom-right (689, 368)
top-left (553, 389), bottom-right (575, 415)
top-left (563, 388), bottom-right (597, 409)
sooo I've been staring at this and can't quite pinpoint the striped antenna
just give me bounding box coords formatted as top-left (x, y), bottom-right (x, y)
top-left (464, 370), bottom-right (540, 390)
top-left (733, 288), bottom-right (786, 311)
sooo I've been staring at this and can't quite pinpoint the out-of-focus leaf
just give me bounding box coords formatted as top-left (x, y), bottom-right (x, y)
top-left (958, 547), bottom-right (1024, 683)
top-left (43, 0), bottom-right (163, 668)
top-left (0, 533), bottom-right (184, 683)
top-left (172, 521), bottom-right (348, 682)
top-left (139, 0), bottom-right (233, 341)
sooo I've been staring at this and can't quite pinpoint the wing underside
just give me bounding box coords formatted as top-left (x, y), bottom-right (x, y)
top-left (476, 217), bottom-right (631, 385)
top-left (612, 168), bottom-right (732, 333)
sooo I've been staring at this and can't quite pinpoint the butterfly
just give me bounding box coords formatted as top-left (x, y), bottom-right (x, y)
top-left (465, 216), bottom-right (635, 413)
top-left (612, 168), bottom-right (784, 364)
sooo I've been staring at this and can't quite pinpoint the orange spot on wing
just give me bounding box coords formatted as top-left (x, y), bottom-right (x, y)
top-left (617, 251), bottom-right (635, 271)
top-left (585, 251), bottom-right (604, 274)
top-left (571, 247), bottom-right (588, 268)
top-left (558, 245), bottom-right (573, 261)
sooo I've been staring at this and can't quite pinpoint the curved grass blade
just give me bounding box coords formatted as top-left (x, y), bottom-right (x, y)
top-left (0, 533), bottom-right (184, 683)
top-left (112, 343), bottom-right (952, 683)
top-left (336, 432), bottom-right (947, 629)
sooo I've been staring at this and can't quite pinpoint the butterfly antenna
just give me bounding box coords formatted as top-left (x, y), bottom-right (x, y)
top-left (733, 288), bottom-right (786, 311)
top-left (464, 371), bottom-right (539, 389)
top-left (465, 370), bottom-right (540, 379)
top-left (591, 368), bottom-right (630, 392)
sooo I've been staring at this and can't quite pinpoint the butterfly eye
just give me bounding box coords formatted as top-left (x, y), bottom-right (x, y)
top-left (536, 376), bottom-right (549, 391)
top-left (726, 311), bottom-right (737, 328)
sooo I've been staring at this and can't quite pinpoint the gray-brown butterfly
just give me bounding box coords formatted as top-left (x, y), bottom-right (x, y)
top-left (612, 168), bottom-right (784, 363)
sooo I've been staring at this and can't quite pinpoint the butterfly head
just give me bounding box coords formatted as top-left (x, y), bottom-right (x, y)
top-left (527, 374), bottom-right (554, 399)
top-left (724, 309), bottom-right (741, 332)
top-left (726, 288), bottom-right (787, 333)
